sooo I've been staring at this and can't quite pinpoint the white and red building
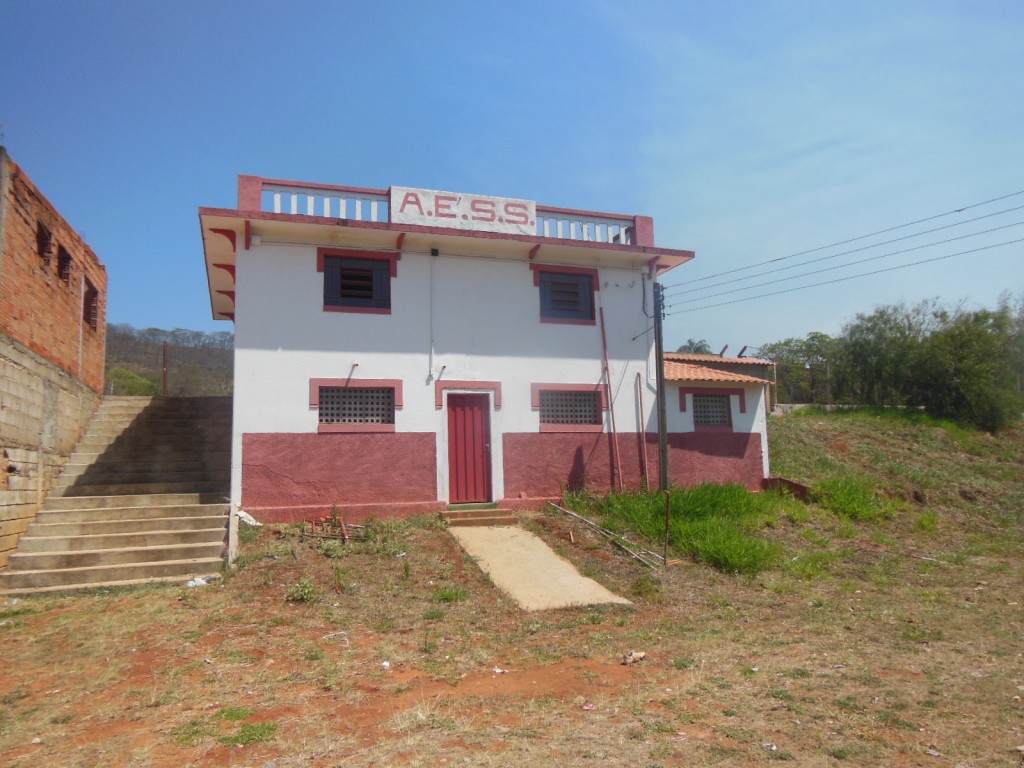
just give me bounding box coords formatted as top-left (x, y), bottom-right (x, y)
top-left (199, 176), bottom-right (770, 524)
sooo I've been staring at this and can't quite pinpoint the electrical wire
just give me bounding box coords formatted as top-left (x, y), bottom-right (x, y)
top-left (664, 220), bottom-right (1024, 309)
top-left (662, 203), bottom-right (1024, 298)
top-left (664, 238), bottom-right (1024, 317)
top-left (660, 188), bottom-right (1024, 291)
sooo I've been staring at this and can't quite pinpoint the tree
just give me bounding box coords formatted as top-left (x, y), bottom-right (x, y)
top-left (676, 338), bottom-right (713, 354)
top-left (834, 300), bottom-right (948, 406)
top-left (758, 332), bottom-right (837, 404)
top-left (909, 305), bottom-right (1023, 431)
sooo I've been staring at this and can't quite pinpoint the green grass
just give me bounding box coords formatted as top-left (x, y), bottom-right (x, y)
top-left (237, 521), bottom-right (261, 546)
top-left (218, 722), bottom-right (278, 746)
top-left (431, 585), bottom-right (467, 603)
top-left (216, 706), bottom-right (254, 721)
top-left (811, 475), bottom-right (887, 522)
top-left (565, 483), bottom-right (789, 575)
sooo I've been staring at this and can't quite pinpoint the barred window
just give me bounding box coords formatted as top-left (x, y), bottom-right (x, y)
top-left (83, 279), bottom-right (99, 331)
top-left (539, 390), bottom-right (602, 425)
top-left (37, 221), bottom-right (53, 264)
top-left (692, 394), bottom-right (730, 427)
top-left (538, 271), bottom-right (594, 321)
top-left (319, 387), bottom-right (395, 425)
top-left (323, 256), bottom-right (390, 309)
top-left (58, 246), bottom-right (72, 284)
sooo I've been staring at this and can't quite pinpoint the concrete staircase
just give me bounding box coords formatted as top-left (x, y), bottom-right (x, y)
top-left (0, 396), bottom-right (231, 595)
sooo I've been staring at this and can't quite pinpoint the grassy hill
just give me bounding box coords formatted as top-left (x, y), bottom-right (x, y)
top-left (769, 407), bottom-right (1023, 530)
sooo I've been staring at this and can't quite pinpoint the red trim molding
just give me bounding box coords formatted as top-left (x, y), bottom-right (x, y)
top-left (530, 382), bottom-right (608, 410)
top-left (310, 378), bottom-right (404, 408)
top-left (678, 387), bottom-right (746, 413)
top-left (531, 383), bottom-right (608, 433)
top-left (316, 247), bottom-right (400, 277)
top-left (435, 380), bottom-right (502, 409)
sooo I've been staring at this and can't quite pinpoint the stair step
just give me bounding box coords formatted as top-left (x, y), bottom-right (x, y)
top-left (443, 511), bottom-right (518, 527)
top-left (54, 470), bottom-right (228, 489)
top-left (68, 451), bottom-right (231, 465)
top-left (27, 515), bottom-right (229, 537)
top-left (35, 503), bottom-right (228, 524)
top-left (17, 527), bottom-right (228, 552)
top-left (444, 512), bottom-right (516, 524)
top-left (44, 493), bottom-right (226, 510)
top-left (58, 460), bottom-right (230, 479)
top-left (6, 542), bottom-right (227, 571)
top-left (0, 557), bottom-right (225, 592)
top-left (53, 481), bottom-right (229, 497)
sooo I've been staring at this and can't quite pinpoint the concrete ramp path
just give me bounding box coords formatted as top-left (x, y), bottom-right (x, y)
top-left (449, 526), bottom-right (632, 611)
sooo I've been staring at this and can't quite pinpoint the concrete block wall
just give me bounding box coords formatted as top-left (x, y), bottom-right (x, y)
top-left (0, 147), bottom-right (107, 567)
top-left (0, 334), bottom-right (100, 566)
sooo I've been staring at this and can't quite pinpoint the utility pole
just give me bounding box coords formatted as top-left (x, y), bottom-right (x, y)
top-left (653, 282), bottom-right (669, 491)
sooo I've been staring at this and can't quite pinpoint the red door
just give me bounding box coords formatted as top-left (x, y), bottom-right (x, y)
top-left (447, 393), bottom-right (492, 504)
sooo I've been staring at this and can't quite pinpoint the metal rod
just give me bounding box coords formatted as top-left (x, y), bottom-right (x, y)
top-left (653, 282), bottom-right (669, 491)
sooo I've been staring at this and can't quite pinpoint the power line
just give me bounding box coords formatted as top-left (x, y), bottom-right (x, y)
top-left (664, 238), bottom-right (1024, 317)
top-left (664, 220), bottom-right (1024, 309)
top-left (663, 203), bottom-right (1024, 298)
top-left (660, 188), bottom-right (1024, 291)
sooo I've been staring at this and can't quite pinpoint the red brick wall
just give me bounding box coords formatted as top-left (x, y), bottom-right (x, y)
top-left (0, 150), bottom-right (107, 393)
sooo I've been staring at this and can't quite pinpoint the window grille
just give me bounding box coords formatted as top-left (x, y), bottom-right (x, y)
top-left (83, 280), bottom-right (99, 330)
top-left (58, 246), bottom-right (72, 284)
top-left (692, 394), bottom-right (730, 426)
top-left (538, 271), bottom-right (594, 321)
top-left (37, 221), bottom-right (53, 264)
top-left (539, 390), bottom-right (601, 425)
top-left (323, 256), bottom-right (390, 309)
top-left (319, 387), bottom-right (395, 424)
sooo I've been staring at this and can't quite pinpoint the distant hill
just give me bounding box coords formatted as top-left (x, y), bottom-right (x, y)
top-left (105, 324), bottom-right (233, 396)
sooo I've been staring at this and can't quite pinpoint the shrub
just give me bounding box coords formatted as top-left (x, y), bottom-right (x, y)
top-left (286, 577), bottom-right (321, 604)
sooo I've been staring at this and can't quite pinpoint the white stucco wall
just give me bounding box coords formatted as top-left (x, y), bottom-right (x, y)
top-left (231, 243), bottom-right (660, 506)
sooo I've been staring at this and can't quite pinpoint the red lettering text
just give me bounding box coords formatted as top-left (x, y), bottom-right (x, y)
top-left (434, 194), bottom-right (458, 219)
top-left (470, 199), bottom-right (497, 222)
top-left (398, 192), bottom-right (424, 216)
top-left (503, 202), bottom-right (530, 225)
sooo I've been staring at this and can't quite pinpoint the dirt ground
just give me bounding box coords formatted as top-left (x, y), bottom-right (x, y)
top-left (1, 498), bottom-right (1022, 768)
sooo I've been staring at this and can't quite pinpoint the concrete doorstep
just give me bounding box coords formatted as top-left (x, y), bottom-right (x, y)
top-left (448, 526), bottom-right (632, 611)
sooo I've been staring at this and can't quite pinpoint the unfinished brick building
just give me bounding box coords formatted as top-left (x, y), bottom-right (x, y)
top-left (0, 147), bottom-right (107, 567)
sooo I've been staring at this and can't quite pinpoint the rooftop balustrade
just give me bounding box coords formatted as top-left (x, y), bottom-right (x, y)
top-left (237, 176), bottom-right (648, 246)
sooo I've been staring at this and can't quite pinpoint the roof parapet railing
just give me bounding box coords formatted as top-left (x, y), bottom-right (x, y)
top-left (238, 175), bottom-right (653, 245)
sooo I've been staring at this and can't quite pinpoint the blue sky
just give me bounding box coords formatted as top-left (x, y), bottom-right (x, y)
top-left (2, 0), bottom-right (1021, 353)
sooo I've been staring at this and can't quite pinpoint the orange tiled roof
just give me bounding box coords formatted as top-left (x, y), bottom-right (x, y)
top-left (664, 352), bottom-right (773, 365)
top-left (663, 361), bottom-right (769, 384)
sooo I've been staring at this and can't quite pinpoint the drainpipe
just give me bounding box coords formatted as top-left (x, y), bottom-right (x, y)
top-left (653, 282), bottom-right (669, 491)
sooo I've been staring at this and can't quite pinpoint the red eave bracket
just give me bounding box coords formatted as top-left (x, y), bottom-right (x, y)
top-left (210, 228), bottom-right (237, 251)
top-left (529, 244), bottom-right (541, 260)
